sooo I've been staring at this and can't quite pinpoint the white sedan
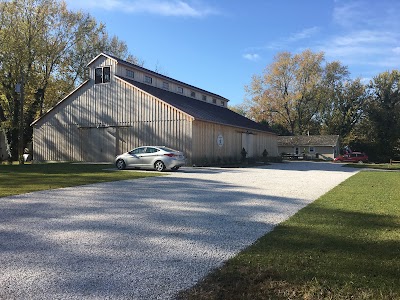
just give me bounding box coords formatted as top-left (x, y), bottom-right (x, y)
top-left (115, 146), bottom-right (186, 171)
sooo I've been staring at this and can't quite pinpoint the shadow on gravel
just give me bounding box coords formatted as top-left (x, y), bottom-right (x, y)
top-left (0, 165), bottom-right (355, 299)
top-left (113, 161), bottom-right (355, 174)
top-left (179, 161), bottom-right (355, 174)
top-left (258, 161), bottom-right (356, 172)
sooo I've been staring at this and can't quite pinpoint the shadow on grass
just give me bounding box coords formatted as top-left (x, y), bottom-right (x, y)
top-left (178, 203), bottom-right (400, 300)
top-left (0, 174), bottom-right (310, 299)
top-left (0, 163), bottom-right (160, 197)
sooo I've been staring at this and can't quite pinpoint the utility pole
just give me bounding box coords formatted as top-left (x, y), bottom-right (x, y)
top-left (16, 72), bottom-right (25, 165)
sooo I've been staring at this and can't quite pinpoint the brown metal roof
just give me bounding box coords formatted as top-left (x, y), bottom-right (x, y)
top-left (117, 75), bottom-right (275, 134)
top-left (277, 135), bottom-right (339, 147)
top-left (105, 53), bottom-right (229, 102)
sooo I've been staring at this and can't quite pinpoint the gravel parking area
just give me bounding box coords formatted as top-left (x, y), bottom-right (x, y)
top-left (0, 161), bottom-right (358, 299)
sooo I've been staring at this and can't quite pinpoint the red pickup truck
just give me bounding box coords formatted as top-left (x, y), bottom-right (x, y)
top-left (334, 152), bottom-right (368, 163)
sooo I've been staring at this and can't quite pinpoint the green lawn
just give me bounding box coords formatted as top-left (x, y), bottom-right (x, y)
top-left (178, 171), bottom-right (400, 300)
top-left (2, 164), bottom-right (399, 299)
top-left (0, 163), bottom-right (161, 198)
top-left (347, 163), bottom-right (400, 170)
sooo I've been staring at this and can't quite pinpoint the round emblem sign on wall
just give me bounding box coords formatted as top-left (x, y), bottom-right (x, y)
top-left (217, 134), bottom-right (224, 147)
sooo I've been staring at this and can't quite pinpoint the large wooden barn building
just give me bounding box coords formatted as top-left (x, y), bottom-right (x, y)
top-left (32, 53), bottom-right (278, 165)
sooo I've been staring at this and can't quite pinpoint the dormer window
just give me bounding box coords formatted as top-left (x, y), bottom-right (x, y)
top-left (190, 91), bottom-right (196, 98)
top-left (221, 101), bottom-right (225, 107)
top-left (163, 82), bottom-right (169, 90)
top-left (144, 75), bottom-right (152, 84)
top-left (202, 95), bottom-right (207, 101)
top-left (212, 98), bottom-right (217, 104)
top-left (95, 66), bottom-right (111, 84)
top-left (126, 69), bottom-right (134, 78)
top-left (177, 87), bottom-right (183, 94)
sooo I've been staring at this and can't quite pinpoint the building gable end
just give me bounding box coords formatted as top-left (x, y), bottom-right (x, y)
top-left (86, 53), bottom-right (117, 67)
top-left (31, 80), bottom-right (90, 126)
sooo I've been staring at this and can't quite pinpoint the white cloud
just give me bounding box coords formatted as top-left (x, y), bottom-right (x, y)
top-left (319, 29), bottom-right (400, 67)
top-left (392, 47), bottom-right (400, 54)
top-left (312, 1), bottom-right (400, 76)
top-left (245, 26), bottom-right (321, 53)
top-left (287, 27), bottom-right (320, 42)
top-left (65, 0), bottom-right (219, 17)
top-left (332, 30), bottom-right (397, 47)
top-left (243, 53), bottom-right (260, 61)
top-left (333, 0), bottom-right (364, 28)
top-left (333, 0), bottom-right (400, 29)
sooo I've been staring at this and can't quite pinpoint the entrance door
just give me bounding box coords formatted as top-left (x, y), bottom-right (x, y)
top-left (242, 133), bottom-right (254, 157)
top-left (80, 127), bottom-right (116, 162)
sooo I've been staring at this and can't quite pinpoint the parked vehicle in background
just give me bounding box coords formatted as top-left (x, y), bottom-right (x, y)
top-left (115, 146), bottom-right (186, 171)
top-left (334, 152), bottom-right (368, 163)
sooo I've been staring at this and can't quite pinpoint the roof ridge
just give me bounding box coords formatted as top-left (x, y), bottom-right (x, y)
top-left (116, 75), bottom-right (275, 134)
top-left (105, 53), bottom-right (229, 101)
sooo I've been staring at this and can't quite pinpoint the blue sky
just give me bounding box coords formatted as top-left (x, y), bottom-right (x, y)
top-left (64, 0), bottom-right (400, 106)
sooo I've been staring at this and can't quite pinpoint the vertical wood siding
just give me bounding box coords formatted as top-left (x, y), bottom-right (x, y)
top-left (33, 57), bottom-right (193, 163)
top-left (32, 55), bottom-right (277, 165)
top-left (191, 120), bottom-right (278, 164)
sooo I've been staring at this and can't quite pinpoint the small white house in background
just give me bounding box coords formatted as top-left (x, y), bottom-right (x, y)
top-left (277, 135), bottom-right (340, 160)
top-left (31, 53), bottom-right (278, 165)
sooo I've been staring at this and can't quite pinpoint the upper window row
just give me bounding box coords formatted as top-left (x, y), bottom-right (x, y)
top-left (123, 68), bottom-right (226, 106)
top-left (126, 69), bottom-right (134, 78)
top-left (95, 67), bottom-right (110, 84)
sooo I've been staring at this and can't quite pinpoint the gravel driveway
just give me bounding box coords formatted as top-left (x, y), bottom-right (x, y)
top-left (0, 161), bottom-right (358, 299)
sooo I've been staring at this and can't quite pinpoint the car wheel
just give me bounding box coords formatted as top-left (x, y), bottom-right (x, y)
top-left (154, 161), bottom-right (166, 172)
top-left (116, 159), bottom-right (126, 170)
top-left (171, 166), bottom-right (180, 171)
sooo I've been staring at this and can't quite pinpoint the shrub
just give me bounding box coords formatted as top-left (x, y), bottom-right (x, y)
top-left (262, 149), bottom-right (269, 162)
top-left (241, 148), bottom-right (247, 162)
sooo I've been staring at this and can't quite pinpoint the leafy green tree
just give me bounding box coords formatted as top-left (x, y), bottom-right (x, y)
top-left (245, 50), bottom-right (324, 135)
top-left (229, 103), bottom-right (249, 117)
top-left (319, 61), bottom-right (368, 141)
top-left (363, 70), bottom-right (400, 161)
top-left (243, 51), bottom-right (398, 160)
top-left (0, 0), bottom-right (138, 162)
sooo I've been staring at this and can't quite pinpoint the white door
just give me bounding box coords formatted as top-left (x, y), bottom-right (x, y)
top-left (242, 133), bottom-right (254, 157)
